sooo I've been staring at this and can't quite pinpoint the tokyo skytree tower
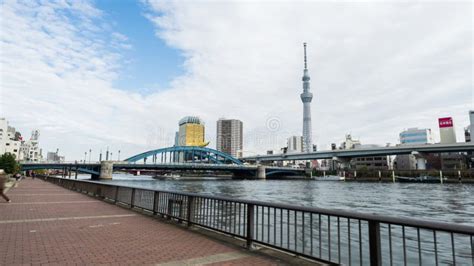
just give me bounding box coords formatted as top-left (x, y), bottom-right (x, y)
top-left (300, 43), bottom-right (313, 153)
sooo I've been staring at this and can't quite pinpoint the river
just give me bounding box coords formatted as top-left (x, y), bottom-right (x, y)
top-left (87, 174), bottom-right (474, 226)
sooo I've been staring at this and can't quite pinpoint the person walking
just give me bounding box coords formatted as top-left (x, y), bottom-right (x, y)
top-left (0, 170), bottom-right (11, 203)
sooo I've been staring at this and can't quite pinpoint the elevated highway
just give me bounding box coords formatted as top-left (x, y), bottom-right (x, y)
top-left (242, 143), bottom-right (474, 162)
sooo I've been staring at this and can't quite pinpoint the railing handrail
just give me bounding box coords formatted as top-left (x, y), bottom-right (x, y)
top-left (47, 175), bottom-right (474, 235)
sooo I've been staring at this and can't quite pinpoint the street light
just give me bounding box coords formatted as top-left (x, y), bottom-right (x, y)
top-left (84, 152), bottom-right (87, 164)
top-left (118, 150), bottom-right (121, 161)
top-left (89, 149), bottom-right (92, 163)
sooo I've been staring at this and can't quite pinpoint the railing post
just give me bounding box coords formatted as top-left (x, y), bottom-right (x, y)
top-left (246, 203), bottom-right (255, 249)
top-left (369, 220), bottom-right (381, 266)
top-left (114, 186), bottom-right (119, 204)
top-left (131, 188), bottom-right (135, 208)
top-left (153, 191), bottom-right (159, 215)
top-left (187, 196), bottom-right (195, 227)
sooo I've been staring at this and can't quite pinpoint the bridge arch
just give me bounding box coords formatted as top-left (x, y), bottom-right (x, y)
top-left (124, 146), bottom-right (243, 165)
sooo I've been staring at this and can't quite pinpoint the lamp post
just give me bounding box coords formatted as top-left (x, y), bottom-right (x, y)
top-left (84, 152), bottom-right (87, 164)
top-left (89, 149), bottom-right (92, 163)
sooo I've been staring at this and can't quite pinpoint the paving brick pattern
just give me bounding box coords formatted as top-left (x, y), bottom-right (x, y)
top-left (0, 179), bottom-right (284, 265)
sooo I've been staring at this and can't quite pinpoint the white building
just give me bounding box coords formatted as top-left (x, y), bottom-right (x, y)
top-left (399, 128), bottom-right (433, 145)
top-left (0, 118), bottom-right (22, 159)
top-left (287, 136), bottom-right (303, 153)
top-left (0, 118), bottom-right (43, 162)
top-left (340, 134), bottom-right (361, 150)
top-left (439, 117), bottom-right (457, 144)
top-left (216, 119), bottom-right (243, 158)
top-left (20, 130), bottom-right (42, 162)
top-left (395, 128), bottom-right (433, 170)
top-left (46, 151), bottom-right (64, 162)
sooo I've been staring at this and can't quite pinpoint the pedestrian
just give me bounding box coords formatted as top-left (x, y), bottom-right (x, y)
top-left (0, 170), bottom-right (11, 203)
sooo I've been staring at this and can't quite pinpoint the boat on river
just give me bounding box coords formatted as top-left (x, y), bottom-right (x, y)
top-left (314, 175), bottom-right (345, 181)
top-left (396, 176), bottom-right (445, 183)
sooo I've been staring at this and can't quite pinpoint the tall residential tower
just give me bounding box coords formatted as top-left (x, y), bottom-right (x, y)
top-left (216, 119), bottom-right (243, 158)
top-left (301, 43), bottom-right (313, 152)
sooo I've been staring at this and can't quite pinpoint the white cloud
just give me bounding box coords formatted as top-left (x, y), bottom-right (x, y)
top-left (142, 0), bottom-right (473, 150)
top-left (0, 0), bottom-right (472, 161)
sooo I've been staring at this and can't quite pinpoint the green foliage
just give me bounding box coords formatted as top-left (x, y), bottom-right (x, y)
top-left (0, 153), bottom-right (20, 174)
top-left (33, 169), bottom-right (47, 175)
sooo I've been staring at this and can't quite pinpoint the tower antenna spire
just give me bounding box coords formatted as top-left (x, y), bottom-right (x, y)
top-left (300, 42), bottom-right (313, 153)
top-left (303, 42), bottom-right (307, 69)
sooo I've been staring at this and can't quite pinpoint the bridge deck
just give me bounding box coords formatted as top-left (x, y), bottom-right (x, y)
top-left (0, 179), bottom-right (285, 265)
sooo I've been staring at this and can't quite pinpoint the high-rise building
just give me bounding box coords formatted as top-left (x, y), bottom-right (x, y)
top-left (399, 128), bottom-right (433, 145)
top-left (177, 116), bottom-right (209, 147)
top-left (287, 136), bottom-right (303, 153)
top-left (439, 117), bottom-right (457, 144)
top-left (300, 43), bottom-right (313, 153)
top-left (216, 118), bottom-right (243, 158)
top-left (469, 110), bottom-right (474, 142)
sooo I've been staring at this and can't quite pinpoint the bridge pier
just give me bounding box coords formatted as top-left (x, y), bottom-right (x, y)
top-left (99, 161), bottom-right (114, 180)
top-left (411, 151), bottom-right (427, 170)
top-left (333, 156), bottom-right (351, 170)
top-left (256, 166), bottom-right (266, 179)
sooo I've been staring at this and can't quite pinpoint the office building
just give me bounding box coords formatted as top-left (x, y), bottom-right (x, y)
top-left (216, 118), bottom-right (243, 158)
top-left (352, 156), bottom-right (390, 170)
top-left (395, 128), bottom-right (432, 170)
top-left (177, 116), bottom-right (209, 147)
top-left (439, 117), bottom-right (457, 144)
top-left (399, 128), bottom-right (433, 145)
top-left (287, 136), bottom-right (303, 153)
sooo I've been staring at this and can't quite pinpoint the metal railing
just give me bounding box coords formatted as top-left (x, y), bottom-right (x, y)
top-left (39, 176), bottom-right (474, 265)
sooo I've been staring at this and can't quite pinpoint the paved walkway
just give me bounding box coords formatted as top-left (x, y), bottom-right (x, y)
top-left (0, 179), bottom-right (285, 265)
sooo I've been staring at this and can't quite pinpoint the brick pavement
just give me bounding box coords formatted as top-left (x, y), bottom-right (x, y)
top-left (0, 179), bottom-right (287, 265)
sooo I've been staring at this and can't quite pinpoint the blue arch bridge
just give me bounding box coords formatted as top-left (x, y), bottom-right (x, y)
top-left (21, 146), bottom-right (305, 180)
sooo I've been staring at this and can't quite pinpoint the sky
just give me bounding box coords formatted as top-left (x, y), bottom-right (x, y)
top-left (0, 0), bottom-right (472, 161)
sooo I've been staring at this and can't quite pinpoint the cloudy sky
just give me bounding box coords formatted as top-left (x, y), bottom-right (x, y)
top-left (0, 0), bottom-right (472, 161)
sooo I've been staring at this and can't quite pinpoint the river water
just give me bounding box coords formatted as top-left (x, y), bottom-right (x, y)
top-left (90, 174), bottom-right (474, 226)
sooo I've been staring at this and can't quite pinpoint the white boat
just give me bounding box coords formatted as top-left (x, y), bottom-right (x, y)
top-left (152, 173), bottom-right (181, 180)
top-left (314, 175), bottom-right (344, 181)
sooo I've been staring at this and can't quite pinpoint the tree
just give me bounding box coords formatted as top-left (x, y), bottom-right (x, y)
top-left (0, 153), bottom-right (20, 174)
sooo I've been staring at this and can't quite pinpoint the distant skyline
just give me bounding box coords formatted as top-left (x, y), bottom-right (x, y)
top-left (1, 0), bottom-right (472, 160)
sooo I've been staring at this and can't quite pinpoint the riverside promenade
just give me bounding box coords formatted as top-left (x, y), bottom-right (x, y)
top-left (0, 179), bottom-right (289, 265)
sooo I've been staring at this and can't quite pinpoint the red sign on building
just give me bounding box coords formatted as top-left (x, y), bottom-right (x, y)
top-left (438, 117), bottom-right (453, 128)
